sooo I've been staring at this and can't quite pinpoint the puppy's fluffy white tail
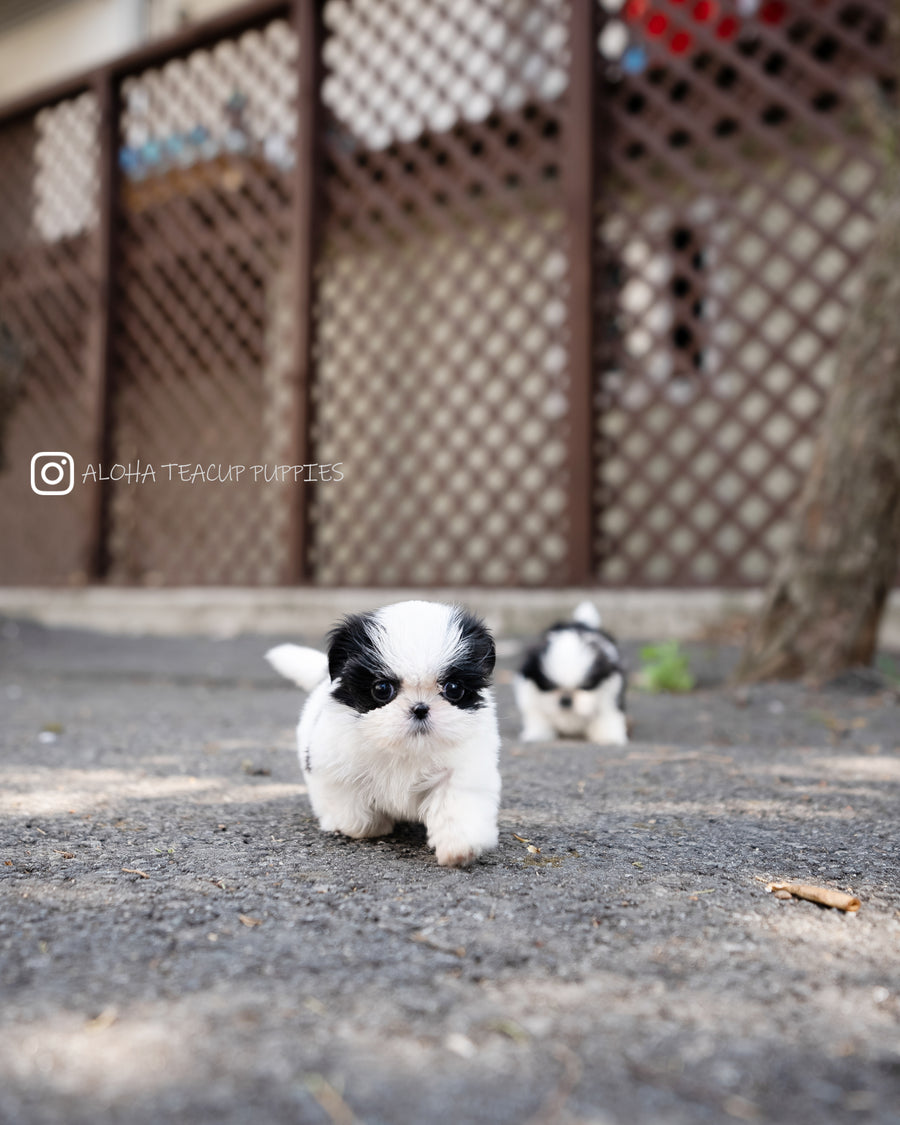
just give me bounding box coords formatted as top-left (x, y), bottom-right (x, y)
top-left (572, 601), bottom-right (602, 629)
top-left (265, 644), bottom-right (329, 691)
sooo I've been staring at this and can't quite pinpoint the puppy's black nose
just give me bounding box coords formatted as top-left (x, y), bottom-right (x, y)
top-left (559, 694), bottom-right (573, 709)
top-left (411, 702), bottom-right (430, 721)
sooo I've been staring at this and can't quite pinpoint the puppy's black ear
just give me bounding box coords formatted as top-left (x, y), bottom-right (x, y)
top-left (457, 610), bottom-right (496, 677)
top-left (519, 644), bottom-right (555, 691)
top-left (327, 612), bottom-right (378, 681)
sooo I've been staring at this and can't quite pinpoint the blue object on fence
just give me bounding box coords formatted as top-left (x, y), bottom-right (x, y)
top-left (119, 146), bottom-right (141, 177)
top-left (622, 44), bottom-right (648, 75)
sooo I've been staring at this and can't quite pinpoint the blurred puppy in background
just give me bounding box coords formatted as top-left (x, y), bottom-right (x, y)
top-left (514, 602), bottom-right (627, 745)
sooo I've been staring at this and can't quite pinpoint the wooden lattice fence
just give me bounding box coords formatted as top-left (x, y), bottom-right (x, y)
top-left (0, 0), bottom-right (892, 587)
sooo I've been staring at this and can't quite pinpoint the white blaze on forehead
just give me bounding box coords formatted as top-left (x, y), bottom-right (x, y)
top-left (372, 601), bottom-right (466, 681)
top-left (542, 628), bottom-right (620, 691)
top-left (542, 630), bottom-right (597, 690)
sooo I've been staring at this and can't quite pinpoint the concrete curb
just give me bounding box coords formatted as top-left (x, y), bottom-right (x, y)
top-left (2, 586), bottom-right (900, 646)
top-left (0, 586), bottom-right (757, 639)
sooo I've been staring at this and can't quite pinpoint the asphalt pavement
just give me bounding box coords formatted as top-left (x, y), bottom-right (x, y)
top-left (1, 617), bottom-right (899, 1125)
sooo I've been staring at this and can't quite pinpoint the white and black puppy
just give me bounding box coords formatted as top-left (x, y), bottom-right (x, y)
top-left (266, 601), bottom-right (501, 867)
top-left (514, 602), bottom-right (627, 745)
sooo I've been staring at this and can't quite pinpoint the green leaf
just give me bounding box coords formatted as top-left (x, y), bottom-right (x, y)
top-left (638, 641), bottom-right (695, 693)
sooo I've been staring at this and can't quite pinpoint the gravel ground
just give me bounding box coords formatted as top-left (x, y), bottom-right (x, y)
top-left (1, 617), bottom-right (899, 1125)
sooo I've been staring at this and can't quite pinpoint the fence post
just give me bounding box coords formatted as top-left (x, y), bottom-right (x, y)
top-left (84, 67), bottom-right (119, 581)
top-left (286, 0), bottom-right (324, 584)
top-left (564, 0), bottom-right (599, 587)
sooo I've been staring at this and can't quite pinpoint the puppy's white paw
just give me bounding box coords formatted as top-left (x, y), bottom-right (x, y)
top-left (520, 723), bottom-right (556, 743)
top-left (319, 812), bottom-right (394, 839)
top-left (436, 846), bottom-right (477, 868)
top-left (586, 712), bottom-right (628, 746)
top-left (430, 821), bottom-right (498, 868)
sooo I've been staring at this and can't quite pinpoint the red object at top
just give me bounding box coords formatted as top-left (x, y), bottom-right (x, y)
top-left (670, 30), bottom-right (693, 53)
top-left (692, 1), bottom-right (717, 21)
top-left (623, 0), bottom-right (787, 56)
top-left (717, 14), bottom-right (739, 39)
top-left (625, 0), bottom-right (649, 19)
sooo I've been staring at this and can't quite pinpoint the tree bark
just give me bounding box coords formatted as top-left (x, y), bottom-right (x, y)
top-left (737, 182), bottom-right (900, 683)
top-left (738, 2), bottom-right (900, 685)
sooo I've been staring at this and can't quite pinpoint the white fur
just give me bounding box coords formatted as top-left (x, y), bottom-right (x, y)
top-left (265, 644), bottom-right (329, 692)
top-left (572, 600), bottom-right (602, 629)
top-left (514, 603), bottom-right (628, 746)
top-left (514, 672), bottom-right (627, 745)
top-left (266, 601), bottom-right (501, 867)
top-left (540, 627), bottom-right (619, 691)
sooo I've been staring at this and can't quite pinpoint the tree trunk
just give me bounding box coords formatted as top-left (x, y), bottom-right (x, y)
top-left (738, 2), bottom-right (900, 685)
top-left (737, 182), bottom-right (900, 683)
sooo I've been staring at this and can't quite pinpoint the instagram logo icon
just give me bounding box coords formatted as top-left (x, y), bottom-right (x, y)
top-left (31, 451), bottom-right (75, 496)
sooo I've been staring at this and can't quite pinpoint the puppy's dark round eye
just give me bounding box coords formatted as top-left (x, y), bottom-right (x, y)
top-left (371, 680), bottom-right (397, 704)
top-left (442, 681), bottom-right (465, 703)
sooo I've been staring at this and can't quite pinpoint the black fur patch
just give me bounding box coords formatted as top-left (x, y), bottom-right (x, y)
top-left (519, 645), bottom-right (557, 692)
top-left (438, 609), bottom-right (496, 712)
top-left (581, 645), bottom-right (619, 689)
top-left (327, 612), bottom-right (398, 714)
top-left (582, 646), bottom-right (628, 711)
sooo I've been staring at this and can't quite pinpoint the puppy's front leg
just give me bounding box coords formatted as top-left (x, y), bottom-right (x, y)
top-left (421, 769), bottom-right (500, 868)
top-left (520, 719), bottom-right (557, 743)
top-left (586, 673), bottom-right (628, 745)
top-left (307, 774), bottom-right (394, 839)
top-left (586, 712), bottom-right (628, 746)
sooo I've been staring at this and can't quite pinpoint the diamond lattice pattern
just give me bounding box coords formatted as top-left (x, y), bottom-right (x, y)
top-left (0, 93), bottom-right (99, 583)
top-left (594, 0), bottom-right (889, 585)
top-left (308, 0), bottom-right (574, 585)
top-left (105, 19), bottom-right (299, 585)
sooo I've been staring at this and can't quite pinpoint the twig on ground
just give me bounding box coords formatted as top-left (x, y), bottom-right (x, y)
top-left (765, 882), bottom-right (860, 912)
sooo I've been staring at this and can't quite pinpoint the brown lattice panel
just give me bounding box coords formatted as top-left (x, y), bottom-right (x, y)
top-left (0, 93), bottom-right (99, 584)
top-left (593, 0), bottom-right (891, 585)
top-left (105, 17), bottom-right (299, 585)
top-left (308, 0), bottom-right (574, 585)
